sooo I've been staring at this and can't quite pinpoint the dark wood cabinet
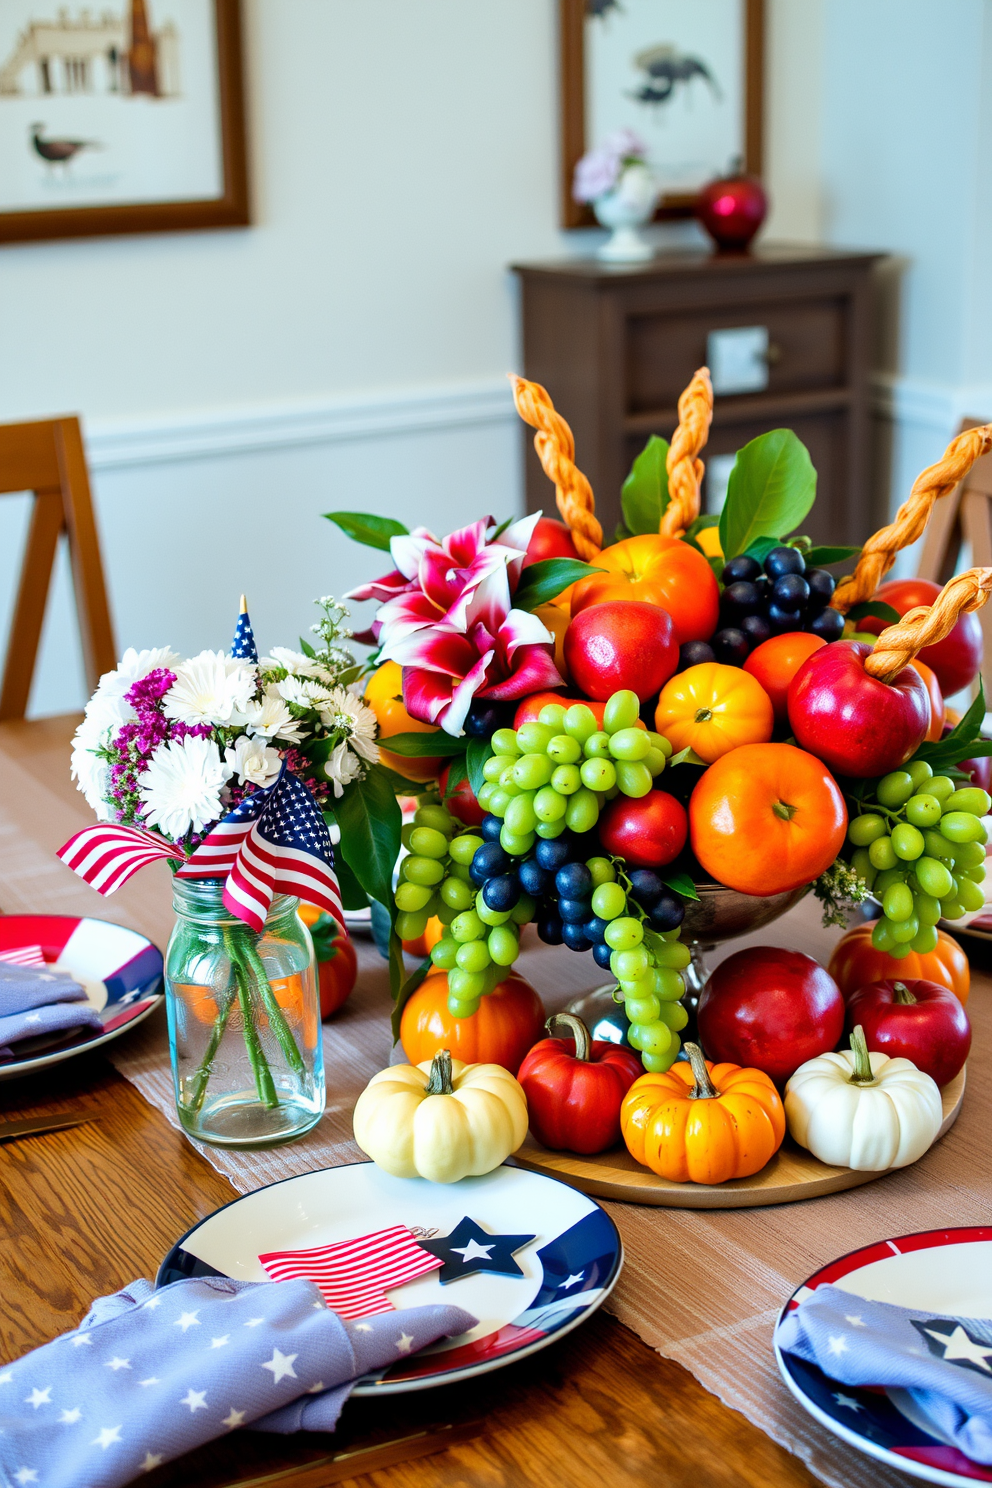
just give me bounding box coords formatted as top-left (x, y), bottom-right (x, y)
top-left (512, 244), bottom-right (885, 548)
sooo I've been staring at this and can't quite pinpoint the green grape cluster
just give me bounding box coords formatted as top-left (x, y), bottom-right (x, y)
top-left (848, 760), bottom-right (990, 955)
top-left (584, 863), bottom-right (690, 1073)
top-left (475, 690), bottom-right (671, 857)
top-left (393, 798), bottom-right (459, 943)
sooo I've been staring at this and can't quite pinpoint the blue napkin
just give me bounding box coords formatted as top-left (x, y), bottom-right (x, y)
top-left (0, 962), bottom-right (101, 1057)
top-left (776, 1282), bottom-right (992, 1464)
top-left (0, 1275), bottom-right (476, 1487)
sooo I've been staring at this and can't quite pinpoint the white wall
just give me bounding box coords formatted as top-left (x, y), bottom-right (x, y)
top-left (3, 0), bottom-right (989, 715)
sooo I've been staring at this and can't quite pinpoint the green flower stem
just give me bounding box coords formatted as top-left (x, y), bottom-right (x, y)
top-left (186, 979), bottom-right (237, 1115)
top-left (240, 937), bottom-right (307, 1079)
top-left (232, 947), bottom-right (279, 1109)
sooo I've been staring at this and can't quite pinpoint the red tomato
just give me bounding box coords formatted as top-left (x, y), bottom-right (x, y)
top-left (845, 977), bottom-right (971, 1088)
top-left (858, 578), bottom-right (983, 696)
top-left (439, 761), bottom-right (485, 826)
top-left (743, 632), bottom-right (825, 724)
top-left (317, 931), bottom-right (358, 1019)
top-left (517, 1015), bottom-right (643, 1153)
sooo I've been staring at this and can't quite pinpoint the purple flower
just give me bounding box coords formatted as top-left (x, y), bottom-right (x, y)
top-left (125, 669), bottom-right (176, 711)
top-left (573, 129), bottom-right (648, 203)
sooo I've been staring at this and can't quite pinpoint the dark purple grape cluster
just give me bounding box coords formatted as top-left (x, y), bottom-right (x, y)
top-left (678, 547), bottom-right (845, 671)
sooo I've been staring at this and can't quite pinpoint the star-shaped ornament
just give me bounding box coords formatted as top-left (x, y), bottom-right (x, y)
top-left (419, 1217), bottom-right (535, 1284)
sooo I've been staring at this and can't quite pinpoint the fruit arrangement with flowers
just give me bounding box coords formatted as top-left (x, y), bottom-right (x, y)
top-left (328, 370), bottom-right (992, 1106)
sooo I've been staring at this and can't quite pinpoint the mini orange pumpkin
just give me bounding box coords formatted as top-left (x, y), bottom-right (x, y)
top-left (399, 971), bottom-right (545, 1074)
top-left (827, 922), bottom-right (969, 1006)
top-left (620, 1042), bottom-right (786, 1184)
top-left (655, 662), bottom-right (774, 763)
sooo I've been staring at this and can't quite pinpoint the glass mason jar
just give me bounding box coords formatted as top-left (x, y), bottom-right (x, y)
top-left (164, 879), bottom-right (325, 1147)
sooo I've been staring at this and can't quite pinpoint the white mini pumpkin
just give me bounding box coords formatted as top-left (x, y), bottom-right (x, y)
top-left (784, 1025), bottom-right (942, 1171)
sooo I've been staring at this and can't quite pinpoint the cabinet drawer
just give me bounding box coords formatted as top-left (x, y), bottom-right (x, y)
top-left (626, 298), bottom-right (847, 414)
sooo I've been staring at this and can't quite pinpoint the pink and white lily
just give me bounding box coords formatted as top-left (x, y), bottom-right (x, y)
top-left (347, 513), bottom-right (541, 652)
top-left (382, 570), bottom-right (562, 735)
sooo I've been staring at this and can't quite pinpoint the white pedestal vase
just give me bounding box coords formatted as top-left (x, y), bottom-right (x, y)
top-left (592, 164), bottom-right (659, 263)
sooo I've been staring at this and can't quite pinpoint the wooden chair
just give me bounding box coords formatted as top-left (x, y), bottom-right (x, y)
top-left (915, 416), bottom-right (992, 696)
top-left (0, 417), bottom-right (116, 721)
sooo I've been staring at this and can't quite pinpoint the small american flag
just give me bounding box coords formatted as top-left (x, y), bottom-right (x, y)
top-left (258, 1226), bottom-right (443, 1318)
top-left (57, 823), bottom-right (180, 894)
top-left (231, 598), bottom-right (258, 663)
top-left (0, 946), bottom-right (45, 968)
top-left (176, 766), bottom-right (344, 933)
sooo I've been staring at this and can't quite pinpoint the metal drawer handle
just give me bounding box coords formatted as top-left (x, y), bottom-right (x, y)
top-left (761, 343), bottom-right (782, 365)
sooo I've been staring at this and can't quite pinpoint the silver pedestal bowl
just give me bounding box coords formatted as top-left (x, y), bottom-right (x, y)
top-left (567, 879), bottom-right (810, 1046)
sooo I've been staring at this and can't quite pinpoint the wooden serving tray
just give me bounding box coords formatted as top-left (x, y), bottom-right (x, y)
top-left (508, 1067), bottom-right (966, 1209)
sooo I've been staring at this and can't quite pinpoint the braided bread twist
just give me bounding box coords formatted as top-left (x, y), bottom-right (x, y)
top-left (832, 424), bottom-right (992, 614)
top-left (659, 367), bottom-right (714, 539)
top-left (865, 566), bottom-right (992, 684)
top-left (509, 376), bottom-right (602, 560)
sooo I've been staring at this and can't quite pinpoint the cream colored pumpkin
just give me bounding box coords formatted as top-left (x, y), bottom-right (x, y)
top-left (352, 1049), bottom-right (529, 1183)
top-left (784, 1025), bottom-right (942, 1171)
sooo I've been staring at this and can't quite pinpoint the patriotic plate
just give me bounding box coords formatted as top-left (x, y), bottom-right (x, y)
top-left (775, 1228), bottom-right (992, 1486)
top-left (157, 1161), bottom-right (622, 1394)
top-left (0, 915), bottom-right (163, 1080)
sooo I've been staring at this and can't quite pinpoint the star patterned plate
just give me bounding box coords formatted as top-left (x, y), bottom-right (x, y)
top-left (775, 1227), bottom-right (992, 1486)
top-left (157, 1161), bottom-right (623, 1394)
top-left (0, 915), bottom-right (163, 1080)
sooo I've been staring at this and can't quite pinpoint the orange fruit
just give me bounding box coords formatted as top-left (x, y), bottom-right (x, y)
top-left (569, 535), bottom-right (720, 644)
top-left (910, 658), bottom-right (945, 742)
top-left (364, 660), bottom-right (443, 783)
top-left (655, 663), bottom-right (774, 763)
top-left (743, 633), bottom-right (826, 724)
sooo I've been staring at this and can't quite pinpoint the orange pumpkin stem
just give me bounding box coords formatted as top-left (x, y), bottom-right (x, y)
top-left (848, 1025), bottom-right (875, 1085)
top-left (424, 1048), bottom-right (454, 1095)
top-left (684, 1041), bottom-right (719, 1100)
top-left (545, 1012), bottom-right (592, 1062)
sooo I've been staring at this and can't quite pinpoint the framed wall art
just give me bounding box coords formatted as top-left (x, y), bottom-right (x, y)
top-left (0, 0), bottom-right (247, 244)
top-left (560, 0), bottom-right (764, 227)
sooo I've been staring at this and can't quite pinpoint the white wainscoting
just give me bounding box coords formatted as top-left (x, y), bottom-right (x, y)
top-left (1, 379), bottom-right (521, 719)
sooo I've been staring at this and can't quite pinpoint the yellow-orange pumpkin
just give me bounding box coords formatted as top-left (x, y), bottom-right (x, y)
top-left (620, 1042), bottom-right (785, 1184)
top-left (827, 922), bottom-right (969, 1006)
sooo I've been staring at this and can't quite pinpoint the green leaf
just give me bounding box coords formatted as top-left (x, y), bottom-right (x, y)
top-left (744, 535), bottom-right (780, 566)
top-left (659, 871), bottom-right (700, 901)
top-left (377, 764), bottom-right (426, 795)
top-left (913, 681), bottom-right (988, 771)
top-left (668, 745), bottom-right (707, 769)
top-left (513, 558), bottom-right (604, 612)
top-left (324, 511), bottom-right (408, 551)
top-left (391, 953), bottom-right (433, 1039)
top-left (806, 545), bottom-right (862, 567)
top-left (442, 753), bottom-right (469, 801)
top-left (333, 855), bottom-right (370, 912)
top-left (333, 767), bottom-right (402, 911)
top-left (686, 514), bottom-right (720, 537)
top-left (706, 555), bottom-right (725, 581)
top-left (379, 731), bottom-right (466, 758)
top-left (466, 737), bottom-right (494, 798)
top-left (490, 515), bottom-right (514, 539)
top-left (848, 600), bottom-right (900, 625)
top-left (621, 435), bottom-right (670, 535)
top-left (298, 636), bottom-right (316, 658)
top-left (718, 430), bottom-right (817, 560)
top-left (614, 521), bottom-right (632, 543)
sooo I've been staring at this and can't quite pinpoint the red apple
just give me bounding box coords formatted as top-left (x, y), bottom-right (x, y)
top-left (696, 172), bottom-right (768, 250)
top-left (564, 601), bottom-right (678, 702)
top-left (439, 761), bottom-right (486, 827)
top-left (598, 791), bottom-right (687, 868)
top-left (845, 977), bottom-right (970, 1088)
top-left (787, 640), bottom-right (930, 778)
top-left (857, 578), bottom-right (983, 696)
top-left (522, 516), bottom-right (580, 569)
top-left (697, 947), bottom-right (845, 1086)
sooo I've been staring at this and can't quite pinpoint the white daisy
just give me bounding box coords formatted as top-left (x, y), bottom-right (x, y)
top-left (97, 646), bottom-right (180, 702)
top-left (164, 651), bottom-right (257, 728)
top-left (276, 674), bottom-right (337, 711)
top-left (261, 647), bottom-right (335, 684)
top-left (241, 686), bottom-right (305, 744)
top-left (138, 736), bottom-right (231, 840)
top-left (70, 711), bottom-right (115, 818)
top-left (324, 739), bottom-right (364, 798)
top-left (224, 734), bottom-right (282, 789)
top-left (320, 687), bottom-right (380, 763)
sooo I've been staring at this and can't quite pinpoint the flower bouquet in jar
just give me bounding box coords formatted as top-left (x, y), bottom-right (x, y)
top-left (58, 598), bottom-right (388, 1147)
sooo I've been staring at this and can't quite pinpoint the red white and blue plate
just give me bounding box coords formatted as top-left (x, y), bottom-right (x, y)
top-left (776, 1227), bottom-right (992, 1486)
top-left (0, 914), bottom-right (163, 1079)
top-left (158, 1162), bottom-right (622, 1393)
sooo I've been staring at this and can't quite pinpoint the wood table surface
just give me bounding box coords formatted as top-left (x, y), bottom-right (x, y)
top-left (0, 716), bottom-right (825, 1488)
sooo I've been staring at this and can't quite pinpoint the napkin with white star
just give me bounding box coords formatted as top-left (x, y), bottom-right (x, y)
top-left (776, 1282), bottom-right (992, 1464)
top-left (0, 959), bottom-right (102, 1057)
top-left (0, 1275), bottom-right (475, 1487)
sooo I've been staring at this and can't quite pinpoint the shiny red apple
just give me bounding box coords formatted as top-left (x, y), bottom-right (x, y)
top-left (696, 172), bottom-right (768, 250)
top-left (439, 761), bottom-right (485, 827)
top-left (598, 791), bottom-right (687, 868)
top-left (697, 947), bottom-right (845, 1086)
top-left (787, 640), bottom-right (931, 778)
top-left (563, 601), bottom-right (678, 701)
top-left (522, 516), bottom-right (580, 569)
top-left (857, 578), bottom-right (983, 696)
top-left (845, 978), bottom-right (970, 1088)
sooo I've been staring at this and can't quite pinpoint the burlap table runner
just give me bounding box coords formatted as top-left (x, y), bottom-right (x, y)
top-left (2, 742), bottom-right (987, 1488)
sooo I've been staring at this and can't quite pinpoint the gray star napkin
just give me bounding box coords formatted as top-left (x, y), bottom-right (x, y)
top-left (0, 962), bottom-right (101, 1058)
top-left (776, 1282), bottom-right (992, 1464)
top-left (0, 1276), bottom-right (475, 1487)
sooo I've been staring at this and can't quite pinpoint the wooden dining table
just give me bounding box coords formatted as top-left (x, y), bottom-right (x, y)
top-left (0, 715), bottom-right (845, 1488)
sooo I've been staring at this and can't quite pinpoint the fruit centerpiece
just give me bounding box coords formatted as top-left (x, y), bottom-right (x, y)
top-left (328, 369), bottom-right (992, 1099)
